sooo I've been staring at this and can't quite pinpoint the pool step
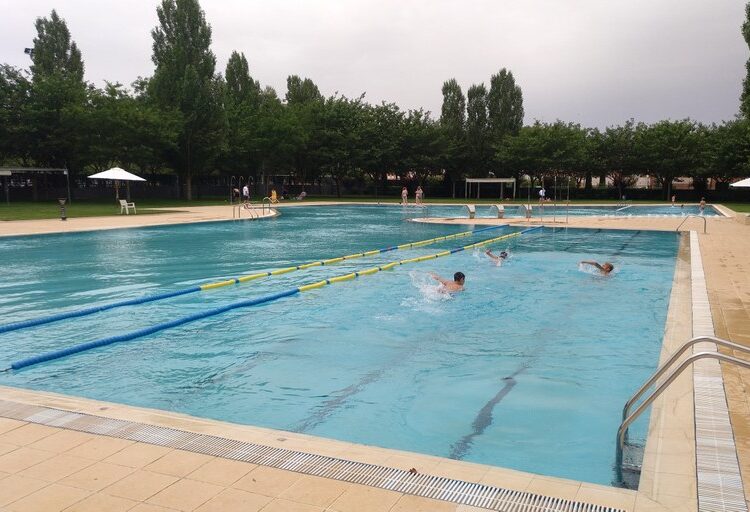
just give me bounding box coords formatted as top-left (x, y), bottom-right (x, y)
top-left (618, 441), bottom-right (644, 489)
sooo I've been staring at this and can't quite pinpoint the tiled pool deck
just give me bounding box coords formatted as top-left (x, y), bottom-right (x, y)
top-left (0, 204), bottom-right (748, 511)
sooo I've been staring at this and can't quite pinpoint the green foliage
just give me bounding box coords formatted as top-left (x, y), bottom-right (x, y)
top-left (742, 3), bottom-right (750, 117)
top-left (466, 83), bottom-right (490, 175)
top-left (150, 0), bottom-right (223, 198)
top-left (31, 10), bottom-right (84, 83)
top-left (487, 69), bottom-right (524, 140)
top-left (1, 0), bottom-right (748, 203)
top-left (285, 75), bottom-right (323, 105)
top-left (635, 119), bottom-right (699, 197)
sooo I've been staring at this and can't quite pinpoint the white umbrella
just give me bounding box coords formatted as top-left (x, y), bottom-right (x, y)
top-left (88, 167), bottom-right (146, 201)
top-left (729, 177), bottom-right (750, 188)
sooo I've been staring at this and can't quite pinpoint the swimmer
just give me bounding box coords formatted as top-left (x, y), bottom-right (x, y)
top-left (430, 271), bottom-right (465, 292)
top-left (485, 249), bottom-right (509, 266)
top-left (580, 260), bottom-right (614, 275)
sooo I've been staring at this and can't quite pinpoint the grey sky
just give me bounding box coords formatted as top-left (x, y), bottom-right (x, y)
top-left (1, 0), bottom-right (747, 128)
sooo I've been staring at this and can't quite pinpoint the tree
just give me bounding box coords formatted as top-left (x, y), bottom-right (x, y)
top-left (0, 66), bottom-right (32, 165)
top-left (30, 10), bottom-right (84, 83)
top-left (23, 10), bottom-right (88, 185)
top-left (487, 69), bottom-right (524, 141)
top-left (439, 79), bottom-right (467, 195)
top-left (466, 83), bottom-right (489, 175)
top-left (598, 120), bottom-right (639, 197)
top-left (285, 75), bottom-right (322, 105)
top-left (85, 83), bottom-right (179, 174)
top-left (220, 51), bottom-right (263, 177)
top-left (150, 0), bottom-right (223, 199)
top-left (635, 120), bottom-right (699, 199)
top-left (225, 51), bottom-right (260, 108)
top-left (741, 3), bottom-right (750, 117)
top-left (704, 120), bottom-right (750, 185)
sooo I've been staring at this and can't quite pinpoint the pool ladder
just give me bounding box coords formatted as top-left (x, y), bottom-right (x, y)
top-left (675, 214), bottom-right (707, 234)
top-left (614, 335), bottom-right (750, 488)
top-left (232, 202), bottom-right (259, 220)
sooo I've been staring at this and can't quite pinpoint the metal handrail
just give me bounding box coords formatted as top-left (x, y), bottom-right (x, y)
top-left (676, 214), bottom-right (707, 234)
top-left (233, 202), bottom-right (260, 220)
top-left (615, 351), bottom-right (750, 483)
top-left (261, 197), bottom-right (272, 215)
top-left (622, 335), bottom-right (750, 423)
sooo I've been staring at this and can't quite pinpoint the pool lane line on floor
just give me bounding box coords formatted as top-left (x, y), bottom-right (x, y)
top-left (4, 226), bottom-right (543, 372)
top-left (0, 224), bottom-right (509, 336)
top-left (449, 365), bottom-right (528, 460)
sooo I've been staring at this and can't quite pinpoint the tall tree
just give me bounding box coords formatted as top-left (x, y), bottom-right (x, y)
top-left (439, 78), bottom-right (466, 195)
top-left (225, 51), bottom-right (260, 107)
top-left (439, 78), bottom-right (465, 135)
top-left (30, 10), bottom-right (84, 82)
top-left (466, 83), bottom-right (489, 175)
top-left (25, 10), bottom-right (88, 186)
top-left (285, 75), bottom-right (322, 105)
top-left (741, 3), bottom-right (750, 117)
top-left (487, 69), bottom-right (524, 140)
top-left (150, 0), bottom-right (222, 199)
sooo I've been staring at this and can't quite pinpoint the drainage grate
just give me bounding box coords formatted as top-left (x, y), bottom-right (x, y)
top-left (0, 398), bottom-right (624, 512)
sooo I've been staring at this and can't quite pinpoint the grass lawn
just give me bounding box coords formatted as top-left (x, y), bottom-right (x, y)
top-left (0, 199), bottom-right (226, 221)
top-left (722, 203), bottom-right (750, 213)
top-left (2, 196), bottom-right (748, 220)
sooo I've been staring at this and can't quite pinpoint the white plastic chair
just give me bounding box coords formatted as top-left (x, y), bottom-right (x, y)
top-left (119, 199), bottom-right (136, 215)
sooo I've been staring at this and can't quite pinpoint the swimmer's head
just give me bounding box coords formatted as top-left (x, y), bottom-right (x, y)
top-left (603, 262), bottom-right (614, 273)
top-left (500, 251), bottom-right (508, 259)
top-left (454, 272), bottom-right (465, 284)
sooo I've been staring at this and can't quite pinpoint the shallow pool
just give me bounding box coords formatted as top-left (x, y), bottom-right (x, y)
top-left (0, 206), bottom-right (679, 485)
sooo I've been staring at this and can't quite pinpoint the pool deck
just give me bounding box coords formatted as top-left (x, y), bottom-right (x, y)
top-left (0, 205), bottom-right (279, 237)
top-left (0, 204), bottom-right (748, 511)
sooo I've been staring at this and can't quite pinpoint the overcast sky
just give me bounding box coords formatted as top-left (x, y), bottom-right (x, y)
top-left (1, 0), bottom-right (747, 128)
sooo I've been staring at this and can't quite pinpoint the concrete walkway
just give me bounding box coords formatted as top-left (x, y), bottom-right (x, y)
top-left (0, 205), bottom-right (277, 237)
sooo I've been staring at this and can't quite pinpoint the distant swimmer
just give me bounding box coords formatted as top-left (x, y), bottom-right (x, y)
top-left (430, 271), bottom-right (465, 292)
top-left (485, 249), bottom-right (509, 266)
top-left (580, 260), bottom-right (614, 275)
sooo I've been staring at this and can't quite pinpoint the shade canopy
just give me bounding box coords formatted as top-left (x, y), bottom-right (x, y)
top-left (729, 177), bottom-right (750, 188)
top-left (88, 167), bottom-right (145, 182)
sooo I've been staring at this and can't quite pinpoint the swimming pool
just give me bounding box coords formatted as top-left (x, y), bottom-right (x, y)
top-left (0, 206), bottom-right (679, 485)
top-left (413, 203), bottom-right (719, 218)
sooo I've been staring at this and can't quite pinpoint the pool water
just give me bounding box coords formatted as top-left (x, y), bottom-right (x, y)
top-left (0, 206), bottom-right (679, 485)
top-left (414, 203), bottom-right (718, 218)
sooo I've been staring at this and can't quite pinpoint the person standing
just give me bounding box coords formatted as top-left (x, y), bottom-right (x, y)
top-left (671, 194), bottom-right (676, 207)
top-left (538, 186), bottom-right (546, 204)
top-left (401, 187), bottom-right (408, 205)
top-left (242, 183), bottom-right (250, 203)
top-left (415, 186), bottom-right (424, 205)
top-left (699, 197), bottom-right (706, 214)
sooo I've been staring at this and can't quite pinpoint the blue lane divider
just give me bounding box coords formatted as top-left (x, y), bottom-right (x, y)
top-left (4, 225), bottom-right (544, 372)
top-left (0, 287), bottom-right (201, 335)
top-left (0, 224), bottom-right (507, 336)
top-left (8, 288), bottom-right (301, 371)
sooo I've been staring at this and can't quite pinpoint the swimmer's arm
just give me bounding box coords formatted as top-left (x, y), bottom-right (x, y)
top-left (429, 272), bottom-right (450, 285)
top-left (580, 260), bottom-right (605, 271)
top-left (485, 250), bottom-right (500, 261)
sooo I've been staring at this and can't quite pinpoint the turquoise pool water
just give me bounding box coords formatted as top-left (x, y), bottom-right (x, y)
top-left (0, 206), bottom-right (679, 485)
top-left (416, 203), bottom-right (718, 218)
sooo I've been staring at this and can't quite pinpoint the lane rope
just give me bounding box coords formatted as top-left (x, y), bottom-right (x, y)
top-left (5, 226), bottom-right (543, 372)
top-left (0, 225), bottom-right (509, 335)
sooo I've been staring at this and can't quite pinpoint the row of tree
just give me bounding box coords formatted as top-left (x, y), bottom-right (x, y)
top-left (1, 1), bottom-right (749, 200)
